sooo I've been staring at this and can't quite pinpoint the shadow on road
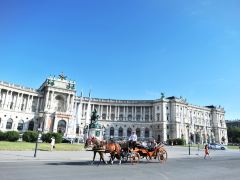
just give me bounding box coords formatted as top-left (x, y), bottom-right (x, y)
top-left (46, 160), bottom-right (166, 166)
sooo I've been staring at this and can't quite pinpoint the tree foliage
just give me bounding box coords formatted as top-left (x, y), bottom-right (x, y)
top-left (227, 127), bottom-right (240, 143)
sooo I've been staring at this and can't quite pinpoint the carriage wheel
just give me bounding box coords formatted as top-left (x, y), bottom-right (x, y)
top-left (146, 155), bottom-right (152, 161)
top-left (157, 149), bottom-right (167, 163)
top-left (130, 152), bottom-right (140, 164)
top-left (122, 152), bottom-right (129, 163)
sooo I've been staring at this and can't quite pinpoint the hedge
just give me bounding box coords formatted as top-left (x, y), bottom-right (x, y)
top-left (41, 132), bottom-right (63, 143)
top-left (5, 131), bottom-right (20, 142)
top-left (0, 131), bottom-right (6, 141)
top-left (22, 131), bottom-right (38, 142)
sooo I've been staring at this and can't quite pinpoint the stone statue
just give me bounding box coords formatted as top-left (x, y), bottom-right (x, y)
top-left (90, 109), bottom-right (99, 124)
top-left (59, 72), bottom-right (67, 80)
top-left (161, 92), bottom-right (165, 99)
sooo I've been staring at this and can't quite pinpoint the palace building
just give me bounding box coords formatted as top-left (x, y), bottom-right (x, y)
top-left (0, 74), bottom-right (228, 144)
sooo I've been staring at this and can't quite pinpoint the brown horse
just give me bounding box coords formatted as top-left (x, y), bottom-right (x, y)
top-left (84, 137), bottom-right (106, 165)
top-left (85, 137), bottom-right (122, 165)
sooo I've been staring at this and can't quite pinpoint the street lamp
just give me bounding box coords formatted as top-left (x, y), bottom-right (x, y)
top-left (186, 124), bottom-right (190, 155)
top-left (34, 128), bottom-right (42, 158)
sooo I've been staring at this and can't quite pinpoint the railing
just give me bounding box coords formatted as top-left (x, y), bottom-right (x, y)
top-left (0, 81), bottom-right (37, 92)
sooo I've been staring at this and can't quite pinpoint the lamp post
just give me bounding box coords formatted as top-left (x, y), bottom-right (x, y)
top-left (186, 124), bottom-right (190, 155)
top-left (34, 128), bottom-right (42, 158)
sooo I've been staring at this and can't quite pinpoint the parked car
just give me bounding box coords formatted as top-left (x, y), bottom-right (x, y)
top-left (62, 137), bottom-right (73, 144)
top-left (74, 137), bottom-right (84, 143)
top-left (208, 143), bottom-right (227, 150)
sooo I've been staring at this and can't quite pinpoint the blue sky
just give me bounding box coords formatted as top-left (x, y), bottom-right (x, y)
top-left (0, 0), bottom-right (240, 119)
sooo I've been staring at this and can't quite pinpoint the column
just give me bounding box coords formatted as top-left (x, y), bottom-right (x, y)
top-left (66, 94), bottom-right (70, 112)
top-left (0, 88), bottom-right (2, 107)
top-left (18, 93), bottom-right (23, 111)
top-left (29, 95), bottom-right (33, 112)
top-left (150, 107), bottom-right (152, 121)
top-left (114, 106), bottom-right (117, 121)
top-left (70, 95), bottom-right (75, 113)
top-left (82, 103), bottom-right (85, 118)
top-left (125, 106), bottom-right (128, 121)
top-left (143, 107), bottom-right (146, 122)
top-left (100, 105), bottom-right (103, 118)
top-left (97, 104), bottom-right (100, 115)
top-left (161, 102), bottom-right (167, 141)
top-left (36, 97), bottom-right (40, 112)
top-left (117, 106), bottom-right (120, 121)
top-left (3, 90), bottom-right (8, 109)
top-left (134, 106), bottom-right (136, 121)
top-left (106, 105), bottom-right (109, 120)
top-left (50, 91), bottom-right (55, 109)
top-left (140, 106), bottom-right (143, 121)
top-left (5, 90), bottom-right (10, 109)
top-left (44, 91), bottom-right (50, 111)
top-left (109, 106), bottom-right (112, 120)
top-left (14, 93), bottom-right (19, 110)
top-left (8, 91), bottom-right (13, 109)
top-left (123, 106), bottom-right (126, 121)
top-left (86, 100), bottom-right (91, 124)
top-left (26, 95), bottom-right (30, 111)
top-left (77, 102), bottom-right (82, 125)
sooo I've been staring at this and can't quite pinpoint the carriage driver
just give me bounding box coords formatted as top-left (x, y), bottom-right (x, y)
top-left (129, 131), bottom-right (138, 150)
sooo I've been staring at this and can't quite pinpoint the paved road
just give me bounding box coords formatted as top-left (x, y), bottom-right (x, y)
top-left (0, 147), bottom-right (239, 180)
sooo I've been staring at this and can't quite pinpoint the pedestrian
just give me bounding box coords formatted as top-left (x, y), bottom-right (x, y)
top-left (204, 144), bottom-right (210, 159)
top-left (50, 137), bottom-right (55, 151)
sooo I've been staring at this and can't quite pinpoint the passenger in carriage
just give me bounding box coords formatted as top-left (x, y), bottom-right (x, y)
top-left (141, 141), bottom-right (148, 148)
top-left (149, 139), bottom-right (157, 151)
top-left (129, 131), bottom-right (138, 150)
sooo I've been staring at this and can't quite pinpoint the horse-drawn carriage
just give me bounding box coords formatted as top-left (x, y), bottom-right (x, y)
top-left (120, 141), bottom-right (168, 164)
top-left (85, 138), bottom-right (168, 165)
top-left (84, 109), bottom-right (167, 165)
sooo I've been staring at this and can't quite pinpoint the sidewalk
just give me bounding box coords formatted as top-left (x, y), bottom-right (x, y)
top-left (0, 151), bottom-right (94, 162)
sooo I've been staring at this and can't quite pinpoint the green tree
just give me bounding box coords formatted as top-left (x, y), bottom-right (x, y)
top-left (227, 127), bottom-right (240, 143)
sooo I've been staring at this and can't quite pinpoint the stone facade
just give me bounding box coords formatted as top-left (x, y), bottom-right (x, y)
top-left (0, 75), bottom-right (228, 144)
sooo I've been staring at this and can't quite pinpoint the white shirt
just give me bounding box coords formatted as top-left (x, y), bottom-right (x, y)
top-left (129, 134), bottom-right (137, 141)
top-left (51, 138), bottom-right (55, 146)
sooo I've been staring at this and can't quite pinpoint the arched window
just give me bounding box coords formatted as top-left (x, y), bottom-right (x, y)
top-left (28, 121), bottom-right (34, 131)
top-left (6, 118), bottom-right (13, 129)
top-left (57, 120), bottom-right (66, 133)
top-left (17, 120), bottom-right (24, 131)
top-left (136, 128), bottom-right (141, 138)
top-left (118, 127), bottom-right (123, 137)
top-left (127, 128), bottom-right (132, 137)
top-left (55, 95), bottom-right (65, 112)
top-left (110, 127), bottom-right (114, 136)
top-left (145, 128), bottom-right (149, 138)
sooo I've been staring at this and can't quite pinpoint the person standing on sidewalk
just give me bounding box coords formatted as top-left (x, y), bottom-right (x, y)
top-left (50, 137), bottom-right (55, 151)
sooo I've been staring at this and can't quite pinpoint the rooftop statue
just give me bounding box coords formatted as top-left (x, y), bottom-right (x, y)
top-left (161, 92), bottom-right (165, 99)
top-left (59, 72), bottom-right (67, 80)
